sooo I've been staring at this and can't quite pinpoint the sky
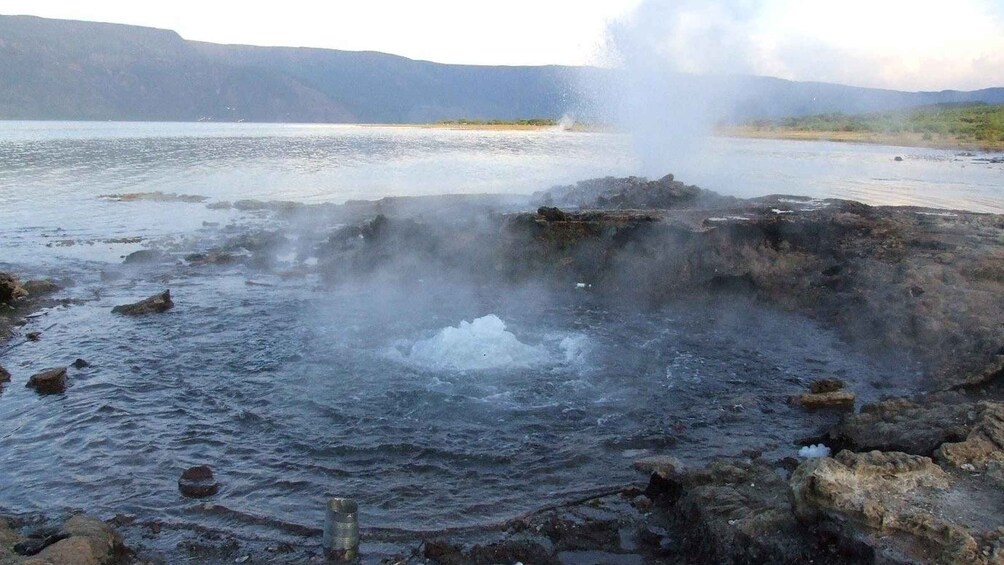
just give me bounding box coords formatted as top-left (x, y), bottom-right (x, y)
top-left (4, 0), bottom-right (1004, 91)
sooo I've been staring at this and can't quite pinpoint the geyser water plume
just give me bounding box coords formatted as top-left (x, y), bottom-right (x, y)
top-left (588, 0), bottom-right (761, 178)
top-left (407, 314), bottom-right (546, 371)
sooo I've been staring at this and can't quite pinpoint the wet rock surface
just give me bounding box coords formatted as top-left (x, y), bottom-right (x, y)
top-left (178, 465), bottom-right (220, 498)
top-left (26, 367), bottom-right (67, 395)
top-left (111, 290), bottom-right (173, 315)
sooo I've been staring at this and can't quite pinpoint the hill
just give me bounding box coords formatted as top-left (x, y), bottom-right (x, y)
top-left (1, 15), bottom-right (1003, 123)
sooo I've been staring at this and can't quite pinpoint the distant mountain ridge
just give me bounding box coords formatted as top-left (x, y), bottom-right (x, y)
top-left (1, 14), bottom-right (1003, 123)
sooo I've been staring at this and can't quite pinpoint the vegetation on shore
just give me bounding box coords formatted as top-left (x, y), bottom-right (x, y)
top-left (725, 103), bottom-right (1004, 151)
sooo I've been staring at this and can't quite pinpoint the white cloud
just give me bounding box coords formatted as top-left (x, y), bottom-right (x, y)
top-left (605, 0), bottom-right (1004, 90)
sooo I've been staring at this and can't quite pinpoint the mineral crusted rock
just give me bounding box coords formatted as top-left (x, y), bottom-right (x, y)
top-left (111, 290), bottom-right (173, 315)
top-left (936, 401), bottom-right (1004, 476)
top-left (26, 367), bottom-right (67, 394)
top-left (790, 450), bottom-right (1004, 564)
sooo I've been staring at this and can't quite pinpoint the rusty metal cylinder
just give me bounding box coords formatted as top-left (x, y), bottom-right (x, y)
top-left (323, 497), bottom-right (359, 561)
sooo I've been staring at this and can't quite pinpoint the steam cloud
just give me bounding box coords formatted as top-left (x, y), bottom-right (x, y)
top-left (589, 0), bottom-right (762, 178)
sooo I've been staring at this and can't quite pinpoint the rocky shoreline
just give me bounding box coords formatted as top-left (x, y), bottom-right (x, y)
top-left (1, 173), bottom-right (1002, 563)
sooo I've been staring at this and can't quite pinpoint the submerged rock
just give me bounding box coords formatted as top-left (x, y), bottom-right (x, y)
top-left (27, 367), bottom-right (67, 394)
top-left (71, 358), bottom-right (90, 369)
top-left (112, 290), bottom-right (174, 315)
top-left (178, 465), bottom-right (220, 498)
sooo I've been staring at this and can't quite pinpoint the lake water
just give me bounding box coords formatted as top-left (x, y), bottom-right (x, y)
top-left (0, 122), bottom-right (999, 558)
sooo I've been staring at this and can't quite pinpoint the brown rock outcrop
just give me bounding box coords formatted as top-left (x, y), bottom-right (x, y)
top-left (21, 515), bottom-right (124, 565)
top-left (936, 401), bottom-right (1004, 477)
top-left (791, 450), bottom-right (1003, 564)
top-left (111, 290), bottom-right (173, 315)
top-left (26, 367), bottom-right (67, 395)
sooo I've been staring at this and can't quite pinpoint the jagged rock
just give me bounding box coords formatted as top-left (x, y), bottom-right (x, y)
top-left (0, 365), bottom-right (10, 384)
top-left (791, 390), bottom-right (855, 410)
top-left (178, 465), bottom-right (220, 498)
top-left (111, 290), bottom-right (173, 315)
top-left (936, 401), bottom-right (1004, 475)
top-left (27, 367), bottom-right (67, 394)
top-left (829, 393), bottom-right (974, 455)
top-left (790, 450), bottom-right (1004, 564)
top-left (810, 378), bottom-right (846, 393)
top-left (653, 458), bottom-right (848, 564)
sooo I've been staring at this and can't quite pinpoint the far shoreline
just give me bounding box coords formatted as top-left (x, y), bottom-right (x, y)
top-left (720, 125), bottom-right (1004, 152)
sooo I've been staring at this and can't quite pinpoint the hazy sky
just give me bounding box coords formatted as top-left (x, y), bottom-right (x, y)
top-left (5, 0), bottom-right (1004, 91)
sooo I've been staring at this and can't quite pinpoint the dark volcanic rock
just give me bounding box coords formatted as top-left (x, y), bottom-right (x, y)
top-left (651, 457), bottom-right (854, 564)
top-left (112, 290), bottom-right (174, 315)
top-left (424, 540), bottom-right (560, 565)
top-left (27, 367), bottom-right (67, 394)
top-left (71, 358), bottom-right (90, 369)
top-left (829, 393), bottom-right (974, 455)
top-left (539, 173), bottom-right (733, 210)
top-left (811, 378), bottom-right (846, 393)
top-left (179, 465), bottom-right (220, 498)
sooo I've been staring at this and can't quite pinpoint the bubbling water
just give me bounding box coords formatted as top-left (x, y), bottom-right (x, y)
top-left (406, 314), bottom-right (547, 370)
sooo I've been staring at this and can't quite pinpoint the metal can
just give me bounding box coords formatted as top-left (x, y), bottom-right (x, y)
top-left (323, 497), bottom-right (359, 562)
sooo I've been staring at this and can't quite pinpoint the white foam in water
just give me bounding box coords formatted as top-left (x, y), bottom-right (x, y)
top-left (798, 444), bottom-right (832, 459)
top-left (407, 315), bottom-right (546, 370)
